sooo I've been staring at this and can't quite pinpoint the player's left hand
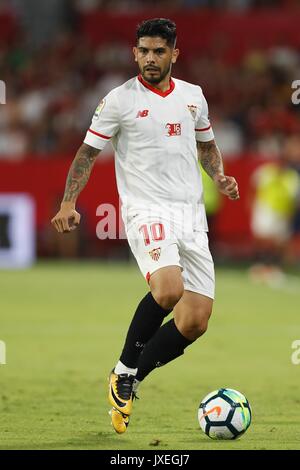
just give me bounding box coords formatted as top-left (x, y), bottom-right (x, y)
top-left (214, 175), bottom-right (239, 200)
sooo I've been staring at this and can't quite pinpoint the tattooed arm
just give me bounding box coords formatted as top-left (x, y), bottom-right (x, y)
top-left (51, 143), bottom-right (100, 233)
top-left (63, 143), bottom-right (100, 203)
top-left (197, 139), bottom-right (224, 179)
top-left (197, 139), bottom-right (239, 200)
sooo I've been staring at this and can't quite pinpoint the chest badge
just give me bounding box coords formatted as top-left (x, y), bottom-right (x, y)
top-left (187, 104), bottom-right (197, 119)
top-left (165, 123), bottom-right (181, 137)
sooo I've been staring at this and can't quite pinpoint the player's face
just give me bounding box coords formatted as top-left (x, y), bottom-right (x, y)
top-left (133, 37), bottom-right (179, 84)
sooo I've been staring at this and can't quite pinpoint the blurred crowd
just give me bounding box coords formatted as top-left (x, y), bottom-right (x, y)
top-left (58, 1), bottom-right (300, 13)
top-left (0, 0), bottom-right (300, 161)
top-left (1, 0), bottom-right (300, 266)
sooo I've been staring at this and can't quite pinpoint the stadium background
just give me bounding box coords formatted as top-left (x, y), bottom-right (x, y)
top-left (1, 0), bottom-right (300, 451)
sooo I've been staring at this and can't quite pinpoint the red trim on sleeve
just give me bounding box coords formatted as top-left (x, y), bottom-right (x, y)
top-left (88, 128), bottom-right (111, 139)
top-left (138, 74), bottom-right (175, 98)
top-left (195, 125), bottom-right (211, 132)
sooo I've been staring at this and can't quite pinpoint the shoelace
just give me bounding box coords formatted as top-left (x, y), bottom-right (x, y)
top-left (116, 374), bottom-right (134, 400)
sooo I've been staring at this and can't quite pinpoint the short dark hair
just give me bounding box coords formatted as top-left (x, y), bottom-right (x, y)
top-left (136, 18), bottom-right (177, 48)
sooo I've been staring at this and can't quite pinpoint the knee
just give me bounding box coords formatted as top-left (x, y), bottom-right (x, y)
top-left (177, 308), bottom-right (212, 341)
top-left (184, 321), bottom-right (209, 341)
top-left (152, 285), bottom-right (184, 311)
top-left (194, 320), bottom-right (209, 338)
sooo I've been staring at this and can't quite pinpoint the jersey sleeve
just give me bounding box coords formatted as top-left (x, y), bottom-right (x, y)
top-left (83, 90), bottom-right (120, 150)
top-left (195, 92), bottom-right (214, 142)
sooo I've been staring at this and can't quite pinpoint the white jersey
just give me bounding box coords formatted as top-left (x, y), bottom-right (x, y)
top-left (84, 75), bottom-right (214, 231)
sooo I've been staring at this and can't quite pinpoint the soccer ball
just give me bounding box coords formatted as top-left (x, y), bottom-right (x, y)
top-left (198, 388), bottom-right (252, 440)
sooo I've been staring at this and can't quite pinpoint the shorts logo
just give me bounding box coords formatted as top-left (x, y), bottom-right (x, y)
top-left (166, 123), bottom-right (181, 137)
top-left (187, 104), bottom-right (197, 119)
top-left (149, 247), bottom-right (161, 261)
top-left (94, 99), bottom-right (105, 120)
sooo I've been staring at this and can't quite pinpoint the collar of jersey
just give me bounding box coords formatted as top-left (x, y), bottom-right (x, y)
top-left (137, 74), bottom-right (175, 97)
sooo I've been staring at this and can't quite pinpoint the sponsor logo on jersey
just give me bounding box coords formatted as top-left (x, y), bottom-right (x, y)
top-left (149, 247), bottom-right (161, 261)
top-left (165, 123), bottom-right (181, 137)
top-left (136, 109), bottom-right (149, 118)
top-left (94, 99), bottom-right (105, 120)
top-left (187, 104), bottom-right (197, 119)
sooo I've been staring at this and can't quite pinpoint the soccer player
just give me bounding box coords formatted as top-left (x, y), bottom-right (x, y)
top-left (51, 18), bottom-right (239, 434)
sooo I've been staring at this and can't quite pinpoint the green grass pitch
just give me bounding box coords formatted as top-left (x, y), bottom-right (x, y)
top-left (0, 261), bottom-right (300, 450)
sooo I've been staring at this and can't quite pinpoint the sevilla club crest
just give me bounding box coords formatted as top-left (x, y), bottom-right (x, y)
top-left (187, 104), bottom-right (197, 119)
top-left (149, 248), bottom-right (161, 261)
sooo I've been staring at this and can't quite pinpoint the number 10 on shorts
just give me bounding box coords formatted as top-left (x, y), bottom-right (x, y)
top-left (139, 223), bottom-right (165, 246)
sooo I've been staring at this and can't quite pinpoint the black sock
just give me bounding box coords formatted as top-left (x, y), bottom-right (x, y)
top-left (119, 292), bottom-right (171, 369)
top-left (135, 319), bottom-right (194, 381)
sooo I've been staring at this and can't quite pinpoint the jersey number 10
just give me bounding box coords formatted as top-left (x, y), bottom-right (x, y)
top-left (139, 223), bottom-right (165, 246)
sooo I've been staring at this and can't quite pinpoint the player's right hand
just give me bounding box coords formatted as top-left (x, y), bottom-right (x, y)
top-left (51, 202), bottom-right (81, 233)
top-left (214, 174), bottom-right (239, 201)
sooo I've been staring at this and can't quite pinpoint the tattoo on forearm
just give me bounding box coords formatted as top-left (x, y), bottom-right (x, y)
top-left (197, 140), bottom-right (224, 179)
top-left (63, 144), bottom-right (99, 202)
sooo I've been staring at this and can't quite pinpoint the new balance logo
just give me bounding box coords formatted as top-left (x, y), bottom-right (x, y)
top-left (136, 109), bottom-right (149, 118)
